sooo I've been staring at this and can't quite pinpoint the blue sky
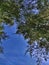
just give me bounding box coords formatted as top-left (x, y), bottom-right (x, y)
top-left (0, 23), bottom-right (36, 65)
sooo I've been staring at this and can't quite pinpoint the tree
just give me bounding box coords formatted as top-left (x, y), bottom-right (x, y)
top-left (0, 0), bottom-right (49, 65)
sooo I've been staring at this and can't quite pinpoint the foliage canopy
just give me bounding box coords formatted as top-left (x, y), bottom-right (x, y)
top-left (0, 0), bottom-right (49, 65)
